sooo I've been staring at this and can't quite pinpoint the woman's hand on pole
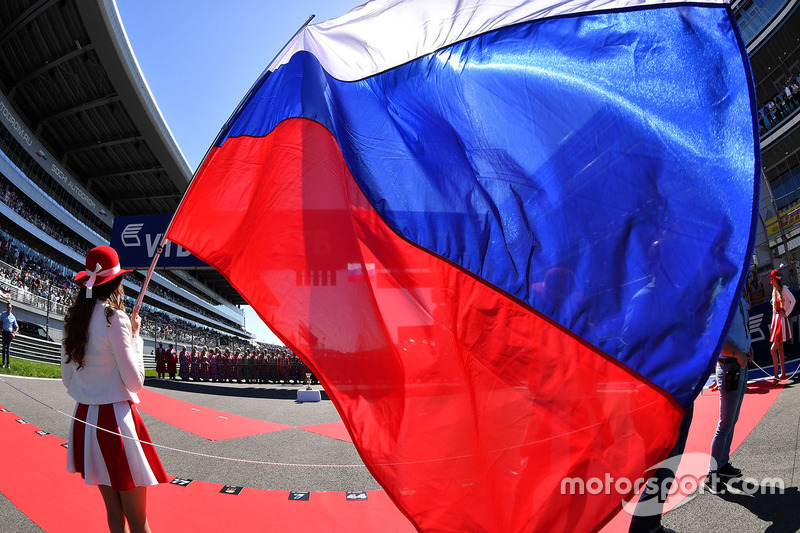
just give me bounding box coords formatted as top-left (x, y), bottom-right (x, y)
top-left (131, 310), bottom-right (141, 338)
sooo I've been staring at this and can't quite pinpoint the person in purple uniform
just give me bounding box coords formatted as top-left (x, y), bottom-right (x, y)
top-left (216, 348), bottom-right (226, 382)
top-left (189, 348), bottom-right (200, 381)
top-left (199, 347), bottom-right (210, 381)
top-left (179, 346), bottom-right (190, 380)
top-left (208, 348), bottom-right (218, 382)
top-left (226, 348), bottom-right (236, 381)
top-left (235, 351), bottom-right (244, 382)
top-left (242, 350), bottom-right (252, 383)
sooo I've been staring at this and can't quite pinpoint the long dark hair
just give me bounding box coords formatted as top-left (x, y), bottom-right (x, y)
top-left (63, 277), bottom-right (126, 370)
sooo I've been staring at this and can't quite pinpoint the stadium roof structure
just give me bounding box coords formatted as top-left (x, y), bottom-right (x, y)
top-left (0, 0), bottom-right (245, 305)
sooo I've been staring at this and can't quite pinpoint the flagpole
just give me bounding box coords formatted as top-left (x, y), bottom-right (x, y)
top-left (132, 13), bottom-right (316, 317)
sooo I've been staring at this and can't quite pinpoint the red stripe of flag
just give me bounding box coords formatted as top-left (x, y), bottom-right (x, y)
top-left (166, 118), bottom-right (684, 532)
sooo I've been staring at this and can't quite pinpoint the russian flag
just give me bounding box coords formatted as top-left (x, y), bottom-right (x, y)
top-left (166, 0), bottom-right (758, 531)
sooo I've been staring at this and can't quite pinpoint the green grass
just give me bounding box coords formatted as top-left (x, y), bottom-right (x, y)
top-left (0, 358), bottom-right (61, 378)
top-left (0, 358), bottom-right (158, 379)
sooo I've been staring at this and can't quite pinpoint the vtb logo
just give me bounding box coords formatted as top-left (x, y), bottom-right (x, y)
top-left (120, 223), bottom-right (192, 258)
top-left (121, 223), bottom-right (144, 247)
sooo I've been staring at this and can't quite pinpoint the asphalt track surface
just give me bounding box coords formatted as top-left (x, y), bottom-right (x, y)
top-left (2, 371), bottom-right (800, 532)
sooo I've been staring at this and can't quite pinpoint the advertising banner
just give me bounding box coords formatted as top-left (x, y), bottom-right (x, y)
top-left (111, 213), bottom-right (206, 268)
top-left (765, 205), bottom-right (800, 238)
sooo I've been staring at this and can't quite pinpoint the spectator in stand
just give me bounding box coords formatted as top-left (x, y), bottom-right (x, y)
top-left (759, 74), bottom-right (800, 135)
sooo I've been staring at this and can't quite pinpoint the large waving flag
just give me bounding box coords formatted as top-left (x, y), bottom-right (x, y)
top-left (166, 0), bottom-right (758, 531)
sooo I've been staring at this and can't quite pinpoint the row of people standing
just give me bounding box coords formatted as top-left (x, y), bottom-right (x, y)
top-left (759, 73), bottom-right (800, 134)
top-left (156, 343), bottom-right (315, 384)
top-left (154, 343), bottom-right (177, 379)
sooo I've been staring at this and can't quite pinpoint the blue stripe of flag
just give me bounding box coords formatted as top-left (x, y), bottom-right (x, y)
top-left (217, 5), bottom-right (757, 407)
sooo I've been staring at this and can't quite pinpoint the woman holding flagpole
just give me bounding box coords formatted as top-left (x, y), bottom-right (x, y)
top-left (768, 269), bottom-right (795, 380)
top-left (61, 246), bottom-right (167, 532)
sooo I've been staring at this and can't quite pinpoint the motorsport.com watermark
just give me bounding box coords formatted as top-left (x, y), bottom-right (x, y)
top-left (559, 453), bottom-right (784, 517)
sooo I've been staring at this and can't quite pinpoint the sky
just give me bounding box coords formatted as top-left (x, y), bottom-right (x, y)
top-left (115, 0), bottom-right (361, 345)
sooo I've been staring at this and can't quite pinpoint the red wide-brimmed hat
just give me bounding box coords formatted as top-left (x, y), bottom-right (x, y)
top-left (768, 269), bottom-right (782, 281)
top-left (74, 246), bottom-right (131, 297)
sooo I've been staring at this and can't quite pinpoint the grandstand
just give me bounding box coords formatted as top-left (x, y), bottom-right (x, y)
top-left (741, 0), bottom-right (800, 284)
top-left (0, 0), bottom-right (260, 359)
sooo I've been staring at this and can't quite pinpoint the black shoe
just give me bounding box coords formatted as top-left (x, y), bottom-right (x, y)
top-left (704, 475), bottom-right (727, 495)
top-left (718, 462), bottom-right (742, 479)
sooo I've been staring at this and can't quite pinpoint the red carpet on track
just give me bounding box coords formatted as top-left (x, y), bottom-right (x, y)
top-left (298, 421), bottom-right (353, 443)
top-left (136, 388), bottom-right (293, 441)
top-left (0, 404), bottom-right (415, 533)
top-left (0, 406), bottom-right (109, 532)
top-left (600, 379), bottom-right (785, 532)
top-left (139, 387), bottom-right (354, 443)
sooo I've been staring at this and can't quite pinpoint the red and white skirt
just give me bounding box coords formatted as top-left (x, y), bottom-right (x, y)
top-left (67, 401), bottom-right (168, 491)
top-left (770, 312), bottom-right (792, 343)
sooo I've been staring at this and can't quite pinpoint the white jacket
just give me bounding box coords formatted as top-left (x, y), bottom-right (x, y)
top-left (61, 302), bottom-right (144, 405)
top-left (772, 285), bottom-right (796, 317)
